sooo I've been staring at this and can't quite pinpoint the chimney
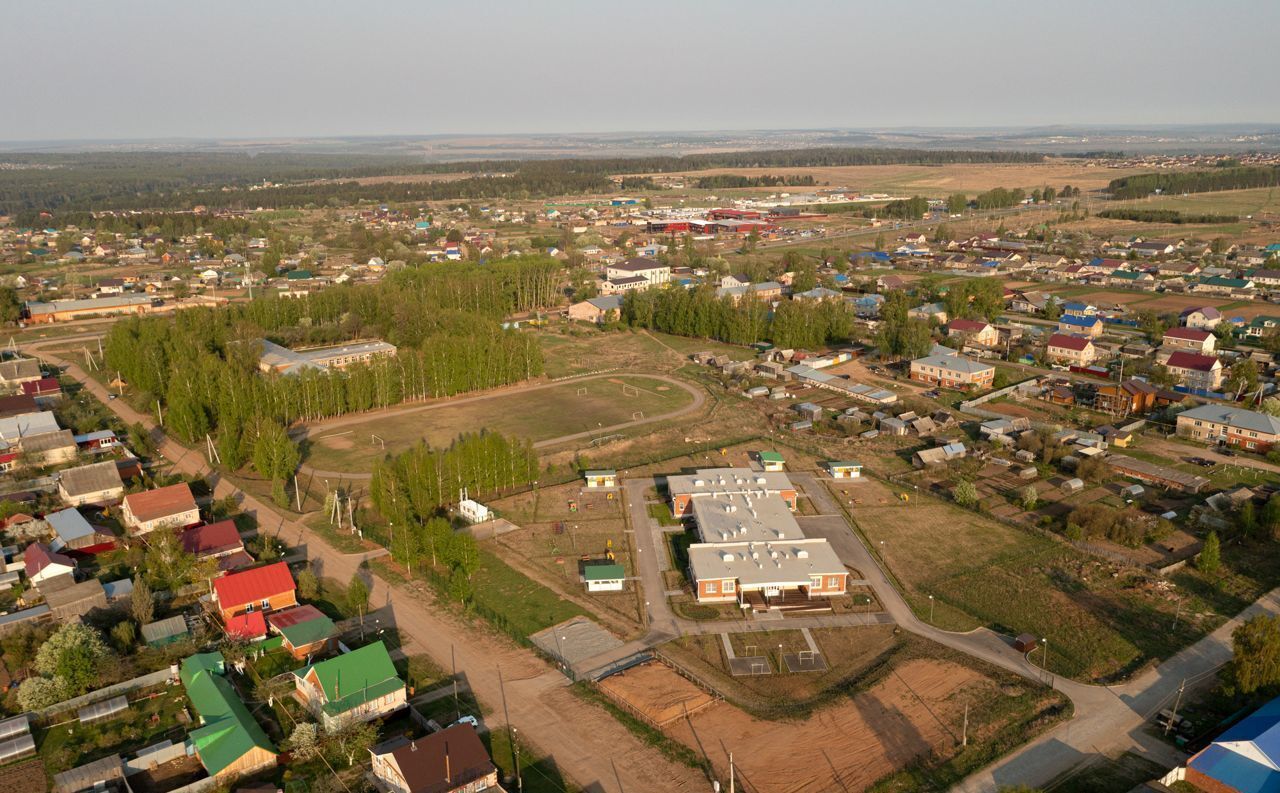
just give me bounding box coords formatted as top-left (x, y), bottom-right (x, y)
top-left (410, 741), bottom-right (417, 752)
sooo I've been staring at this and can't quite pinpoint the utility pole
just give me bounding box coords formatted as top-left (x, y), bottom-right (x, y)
top-left (451, 645), bottom-right (458, 721)
top-left (962, 703), bottom-right (969, 747)
top-left (1166, 678), bottom-right (1186, 735)
top-left (155, 400), bottom-right (164, 426)
top-left (294, 475), bottom-right (302, 511)
top-left (500, 666), bottom-right (521, 791)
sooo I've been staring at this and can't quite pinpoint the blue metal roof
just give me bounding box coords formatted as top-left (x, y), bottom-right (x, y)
top-left (1190, 696), bottom-right (1280, 792)
top-left (1060, 315), bottom-right (1100, 327)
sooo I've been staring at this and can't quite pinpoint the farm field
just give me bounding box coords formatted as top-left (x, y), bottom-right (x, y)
top-left (616, 161), bottom-right (1152, 198)
top-left (1030, 284), bottom-right (1280, 321)
top-left (602, 648), bottom-right (1064, 793)
top-left (851, 499), bottom-right (1222, 682)
top-left (535, 326), bottom-right (753, 379)
top-left (1108, 186), bottom-right (1280, 219)
top-left (301, 373), bottom-right (696, 473)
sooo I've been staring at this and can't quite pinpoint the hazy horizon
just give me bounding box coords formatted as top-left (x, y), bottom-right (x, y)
top-left (4, 0), bottom-right (1278, 143)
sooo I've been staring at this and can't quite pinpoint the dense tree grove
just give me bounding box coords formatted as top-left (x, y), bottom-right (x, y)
top-left (1095, 208), bottom-right (1238, 224)
top-left (873, 196), bottom-right (930, 220)
top-left (874, 291), bottom-right (933, 360)
top-left (104, 262), bottom-right (552, 447)
top-left (2, 147), bottom-right (1044, 218)
top-left (1106, 166), bottom-right (1280, 200)
top-left (620, 286), bottom-right (854, 349)
top-left (974, 187), bottom-right (1026, 210)
top-left (692, 174), bottom-right (817, 189)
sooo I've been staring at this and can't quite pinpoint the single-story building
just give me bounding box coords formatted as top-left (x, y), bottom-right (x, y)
top-left (293, 641), bottom-right (407, 732)
top-left (24, 542), bottom-right (76, 584)
top-left (181, 520), bottom-right (254, 574)
top-left (182, 652), bottom-right (278, 780)
top-left (582, 469), bottom-right (617, 489)
top-left (46, 508), bottom-right (116, 555)
top-left (370, 723), bottom-right (500, 793)
top-left (823, 461), bottom-right (863, 479)
top-left (120, 482), bottom-right (200, 534)
top-left (56, 461), bottom-right (125, 507)
top-left (268, 605), bottom-right (337, 660)
top-left (753, 450), bottom-right (786, 472)
top-left (582, 562), bottom-right (626, 593)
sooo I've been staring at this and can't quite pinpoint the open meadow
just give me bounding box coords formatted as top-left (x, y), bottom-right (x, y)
top-left (301, 373), bottom-right (696, 473)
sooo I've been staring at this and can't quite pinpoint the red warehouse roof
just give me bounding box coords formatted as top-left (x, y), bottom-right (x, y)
top-left (213, 561), bottom-right (295, 610)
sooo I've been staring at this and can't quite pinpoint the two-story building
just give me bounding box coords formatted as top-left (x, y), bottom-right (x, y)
top-left (120, 482), bottom-right (201, 534)
top-left (1177, 404), bottom-right (1280, 452)
top-left (909, 353), bottom-right (996, 389)
top-left (1161, 327), bottom-right (1217, 355)
top-left (1164, 351), bottom-right (1224, 391)
top-left (1046, 334), bottom-right (1097, 366)
top-left (945, 319), bottom-right (999, 347)
top-left (293, 641), bottom-right (407, 732)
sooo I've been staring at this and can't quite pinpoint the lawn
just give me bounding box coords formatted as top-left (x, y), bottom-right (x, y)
top-left (302, 373), bottom-right (695, 473)
top-left (852, 500), bottom-right (1224, 682)
top-left (37, 686), bottom-right (191, 777)
top-left (469, 548), bottom-right (587, 640)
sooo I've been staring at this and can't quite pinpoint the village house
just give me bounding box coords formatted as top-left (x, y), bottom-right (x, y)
top-left (909, 352), bottom-right (995, 389)
top-left (945, 319), bottom-right (999, 347)
top-left (1180, 306), bottom-right (1223, 330)
top-left (907, 302), bottom-right (947, 323)
top-left (370, 723), bottom-right (500, 793)
top-left (182, 652), bottom-right (278, 781)
top-left (1195, 275), bottom-right (1254, 296)
top-left (566, 294), bottom-right (623, 324)
top-left (293, 641), bottom-right (407, 731)
top-left (823, 461), bottom-right (863, 479)
top-left (18, 429), bottom-right (77, 467)
top-left (1093, 379), bottom-right (1160, 416)
top-left (0, 358), bottom-right (42, 389)
top-left (1248, 268), bottom-right (1280, 287)
top-left (181, 520), bottom-right (255, 573)
top-left (56, 460), bottom-right (125, 506)
top-left (1057, 314), bottom-right (1104, 338)
top-left (211, 561), bottom-right (297, 622)
top-left (1161, 327), bottom-right (1217, 355)
top-left (1177, 404), bottom-right (1280, 452)
top-left (24, 295), bottom-right (157, 323)
top-left (1164, 351), bottom-right (1224, 391)
top-left (24, 542), bottom-right (76, 585)
top-left (1046, 334), bottom-right (1098, 366)
top-left (268, 605), bottom-right (337, 660)
top-left (46, 507), bottom-right (116, 555)
top-left (120, 482), bottom-right (201, 534)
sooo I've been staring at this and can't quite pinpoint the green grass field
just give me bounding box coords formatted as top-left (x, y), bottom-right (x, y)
top-left (1109, 186), bottom-right (1280, 218)
top-left (853, 501), bottom-right (1220, 682)
top-left (303, 374), bottom-right (695, 472)
top-left (470, 548), bottom-right (587, 639)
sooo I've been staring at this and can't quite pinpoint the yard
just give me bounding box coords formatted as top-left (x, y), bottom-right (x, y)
top-left (301, 373), bottom-right (696, 473)
top-left (468, 548), bottom-right (588, 640)
top-left (852, 499), bottom-right (1228, 682)
top-left (36, 686), bottom-right (191, 778)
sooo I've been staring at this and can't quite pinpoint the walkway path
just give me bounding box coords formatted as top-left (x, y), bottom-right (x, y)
top-left (294, 372), bottom-right (706, 480)
top-left (26, 340), bottom-right (708, 793)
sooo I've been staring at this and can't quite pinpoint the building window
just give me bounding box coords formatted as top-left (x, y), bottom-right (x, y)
top-left (705, 581), bottom-right (718, 594)
top-left (261, 598), bottom-right (271, 609)
top-left (723, 580), bottom-right (735, 593)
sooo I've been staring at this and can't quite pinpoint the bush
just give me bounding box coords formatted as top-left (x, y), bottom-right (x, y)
top-left (953, 480), bottom-right (979, 507)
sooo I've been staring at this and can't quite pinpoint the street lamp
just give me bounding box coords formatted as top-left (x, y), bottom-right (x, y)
top-left (1040, 637), bottom-right (1049, 671)
top-left (928, 594), bottom-right (934, 623)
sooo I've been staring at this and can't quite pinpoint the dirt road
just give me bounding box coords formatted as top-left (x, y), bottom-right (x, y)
top-left (29, 342), bottom-right (707, 793)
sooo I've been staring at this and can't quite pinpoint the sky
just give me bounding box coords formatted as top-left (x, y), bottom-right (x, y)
top-left (3, 0), bottom-right (1278, 142)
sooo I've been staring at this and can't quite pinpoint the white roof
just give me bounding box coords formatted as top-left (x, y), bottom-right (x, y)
top-left (688, 538), bottom-right (845, 589)
top-left (667, 468), bottom-right (793, 498)
top-left (0, 411), bottom-right (60, 443)
top-left (691, 493), bottom-right (801, 545)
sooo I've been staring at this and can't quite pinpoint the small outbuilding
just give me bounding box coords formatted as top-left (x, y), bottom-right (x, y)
top-left (583, 469), bottom-right (618, 489)
top-left (582, 563), bottom-right (626, 593)
top-left (824, 461), bottom-right (863, 479)
top-left (754, 451), bottom-right (786, 472)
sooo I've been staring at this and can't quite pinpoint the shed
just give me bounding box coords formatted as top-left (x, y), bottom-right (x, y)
top-left (582, 563), bottom-right (626, 593)
top-left (141, 615), bottom-right (190, 648)
top-left (44, 579), bottom-right (107, 621)
top-left (582, 470), bottom-right (617, 489)
top-left (824, 461), bottom-right (863, 479)
top-left (1013, 633), bottom-right (1039, 653)
top-left (53, 754), bottom-right (125, 793)
top-left (754, 451), bottom-right (785, 471)
top-left (1062, 478), bottom-right (1085, 493)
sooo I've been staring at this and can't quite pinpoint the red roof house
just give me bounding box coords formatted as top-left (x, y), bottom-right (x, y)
top-left (121, 482), bottom-right (201, 534)
top-left (24, 542), bottom-right (76, 584)
top-left (181, 520), bottom-right (254, 574)
top-left (225, 610), bottom-right (268, 641)
top-left (21, 377), bottom-right (62, 400)
top-left (212, 562), bottom-right (297, 621)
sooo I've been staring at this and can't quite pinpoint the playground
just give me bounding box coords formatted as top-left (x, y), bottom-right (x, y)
top-left (301, 373), bottom-right (697, 473)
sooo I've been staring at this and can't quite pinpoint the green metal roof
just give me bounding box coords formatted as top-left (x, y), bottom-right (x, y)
top-left (278, 613), bottom-right (335, 649)
top-left (293, 641), bottom-right (403, 716)
top-left (827, 460), bottom-right (862, 468)
top-left (181, 652), bottom-right (275, 776)
top-left (584, 564), bottom-right (625, 581)
top-left (757, 451), bottom-right (785, 463)
top-left (583, 469), bottom-right (616, 478)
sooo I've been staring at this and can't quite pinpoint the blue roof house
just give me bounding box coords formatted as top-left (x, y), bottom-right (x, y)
top-left (1188, 695), bottom-right (1280, 793)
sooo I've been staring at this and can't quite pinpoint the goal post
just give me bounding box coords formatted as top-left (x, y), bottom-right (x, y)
top-left (622, 384), bottom-right (639, 397)
top-left (576, 386), bottom-right (588, 396)
top-left (632, 411), bottom-right (645, 421)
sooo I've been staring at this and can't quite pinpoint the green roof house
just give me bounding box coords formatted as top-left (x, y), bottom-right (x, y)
top-left (754, 450), bottom-right (786, 471)
top-left (293, 641), bottom-right (407, 731)
top-left (181, 652), bottom-right (277, 780)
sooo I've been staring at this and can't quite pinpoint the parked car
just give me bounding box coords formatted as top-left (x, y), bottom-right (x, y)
top-left (453, 715), bottom-right (479, 729)
top-left (1185, 456), bottom-right (1214, 467)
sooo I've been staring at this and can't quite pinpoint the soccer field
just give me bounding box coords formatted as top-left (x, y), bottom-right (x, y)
top-left (302, 374), bottom-right (696, 473)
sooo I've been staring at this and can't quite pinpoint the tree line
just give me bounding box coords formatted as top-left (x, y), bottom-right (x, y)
top-left (1106, 166), bottom-right (1280, 200)
top-left (1096, 208), bottom-right (1238, 224)
top-left (692, 174), bottom-right (818, 189)
top-left (620, 286), bottom-right (855, 349)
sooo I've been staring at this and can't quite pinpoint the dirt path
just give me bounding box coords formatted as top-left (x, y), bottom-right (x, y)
top-left (294, 371), bottom-right (706, 480)
top-left (28, 341), bottom-right (707, 793)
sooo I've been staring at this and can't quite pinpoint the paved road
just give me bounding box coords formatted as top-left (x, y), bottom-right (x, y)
top-left (28, 341), bottom-right (708, 793)
top-left (295, 372), bottom-right (706, 480)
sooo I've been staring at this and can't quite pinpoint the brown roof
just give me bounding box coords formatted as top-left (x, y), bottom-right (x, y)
top-left (1048, 334), bottom-right (1092, 352)
top-left (58, 461), bottom-right (124, 498)
top-left (122, 482), bottom-right (197, 524)
top-left (1166, 351), bottom-right (1221, 372)
top-left (180, 520), bottom-right (243, 557)
top-left (380, 724), bottom-right (495, 793)
top-left (0, 394), bottom-right (39, 418)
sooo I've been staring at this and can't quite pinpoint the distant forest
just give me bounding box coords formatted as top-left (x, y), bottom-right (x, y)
top-left (1096, 208), bottom-right (1239, 224)
top-left (692, 174), bottom-right (818, 189)
top-left (1, 147), bottom-right (1044, 220)
top-left (1106, 166), bottom-right (1280, 200)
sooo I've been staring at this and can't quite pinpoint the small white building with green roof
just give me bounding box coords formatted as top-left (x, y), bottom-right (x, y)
top-left (824, 460), bottom-right (863, 479)
top-left (293, 641), bottom-right (407, 732)
top-left (754, 450), bottom-right (786, 471)
top-left (582, 562), bottom-right (626, 592)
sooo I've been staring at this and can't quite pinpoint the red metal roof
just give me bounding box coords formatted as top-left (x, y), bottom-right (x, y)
top-left (947, 319), bottom-right (989, 333)
top-left (180, 520), bottom-right (243, 557)
top-left (1048, 333), bottom-right (1091, 351)
top-left (1163, 327), bottom-right (1211, 341)
top-left (225, 610), bottom-right (267, 640)
top-left (21, 377), bottom-right (61, 396)
top-left (1166, 351), bottom-right (1221, 371)
top-left (212, 561), bottom-right (294, 610)
top-left (24, 542), bottom-right (74, 577)
top-left (267, 604), bottom-right (327, 632)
